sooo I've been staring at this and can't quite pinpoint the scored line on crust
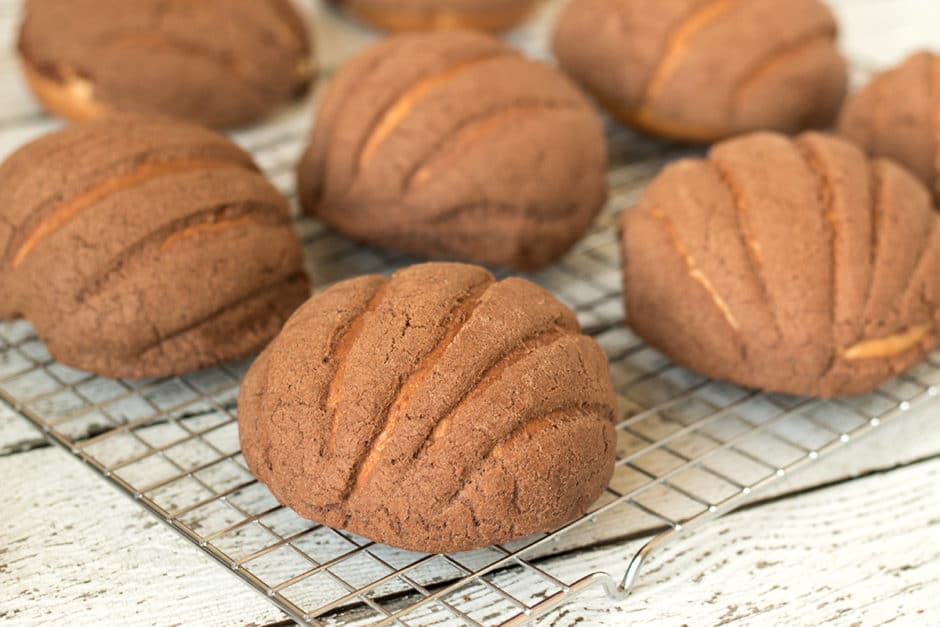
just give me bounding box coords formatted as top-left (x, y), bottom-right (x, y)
top-left (73, 201), bottom-right (290, 304)
top-left (709, 158), bottom-right (784, 341)
top-left (442, 402), bottom-right (615, 509)
top-left (636, 0), bottom-right (737, 115)
top-left (403, 99), bottom-right (582, 191)
top-left (794, 137), bottom-right (840, 358)
top-left (134, 271), bottom-right (308, 359)
top-left (424, 324), bottom-right (574, 446)
top-left (324, 281), bottom-right (391, 456)
top-left (349, 278), bottom-right (494, 497)
top-left (9, 158), bottom-right (256, 269)
top-left (356, 51), bottom-right (512, 170)
top-left (649, 205), bottom-right (741, 334)
top-left (732, 28), bottom-right (837, 111)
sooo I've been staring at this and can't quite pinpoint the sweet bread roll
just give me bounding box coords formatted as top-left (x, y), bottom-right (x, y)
top-left (553, 0), bottom-right (848, 142)
top-left (297, 31), bottom-right (608, 271)
top-left (621, 132), bottom-right (939, 397)
top-left (239, 262), bottom-right (617, 553)
top-left (17, 0), bottom-right (314, 128)
top-left (839, 51), bottom-right (940, 202)
top-left (0, 115), bottom-right (309, 378)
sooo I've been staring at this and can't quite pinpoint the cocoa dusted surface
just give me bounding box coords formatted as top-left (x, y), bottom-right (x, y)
top-left (296, 31), bottom-right (608, 272)
top-left (238, 262), bottom-right (617, 553)
top-left (621, 132), bottom-right (940, 398)
top-left (839, 50), bottom-right (940, 203)
top-left (17, 0), bottom-right (314, 128)
top-left (553, 0), bottom-right (847, 142)
top-left (327, 0), bottom-right (539, 32)
top-left (0, 114), bottom-right (310, 379)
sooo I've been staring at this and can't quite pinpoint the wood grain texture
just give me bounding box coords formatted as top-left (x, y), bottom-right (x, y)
top-left (0, 445), bottom-right (284, 626)
top-left (333, 453), bottom-right (940, 626)
top-left (2, 414), bottom-right (938, 627)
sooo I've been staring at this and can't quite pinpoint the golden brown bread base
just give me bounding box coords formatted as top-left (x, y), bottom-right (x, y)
top-left (604, 98), bottom-right (727, 144)
top-left (339, 2), bottom-right (537, 32)
top-left (20, 59), bottom-right (108, 122)
top-left (20, 56), bottom-right (315, 128)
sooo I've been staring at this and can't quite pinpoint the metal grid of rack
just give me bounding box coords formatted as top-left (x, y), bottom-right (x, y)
top-left (1, 2), bottom-right (939, 625)
top-left (2, 127), bottom-right (938, 622)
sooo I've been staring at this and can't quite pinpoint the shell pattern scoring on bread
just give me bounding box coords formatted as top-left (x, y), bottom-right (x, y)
top-left (325, 0), bottom-right (540, 32)
top-left (839, 50), bottom-right (940, 204)
top-left (238, 262), bottom-right (618, 554)
top-left (553, 0), bottom-right (848, 142)
top-left (621, 132), bottom-right (940, 398)
top-left (296, 31), bottom-right (608, 272)
top-left (17, 0), bottom-right (315, 128)
top-left (0, 115), bottom-right (310, 379)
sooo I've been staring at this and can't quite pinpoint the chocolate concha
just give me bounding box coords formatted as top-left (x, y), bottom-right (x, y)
top-left (297, 31), bottom-right (608, 272)
top-left (0, 115), bottom-right (309, 379)
top-left (18, 0), bottom-right (314, 128)
top-left (553, 0), bottom-right (848, 142)
top-left (621, 132), bottom-right (939, 397)
top-left (239, 262), bottom-right (617, 553)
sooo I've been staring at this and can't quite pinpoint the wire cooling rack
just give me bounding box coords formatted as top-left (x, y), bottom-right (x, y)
top-left (1, 1), bottom-right (939, 625)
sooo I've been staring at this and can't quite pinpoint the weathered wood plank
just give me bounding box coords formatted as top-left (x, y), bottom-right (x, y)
top-left (0, 446), bottom-right (285, 626)
top-left (330, 455), bottom-right (940, 626)
top-left (5, 441), bottom-right (940, 626)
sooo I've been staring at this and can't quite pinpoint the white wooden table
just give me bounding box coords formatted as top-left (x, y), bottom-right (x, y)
top-left (1, 1), bottom-right (940, 625)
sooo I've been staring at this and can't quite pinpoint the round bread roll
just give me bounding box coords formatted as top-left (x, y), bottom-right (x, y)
top-left (326, 0), bottom-right (538, 32)
top-left (0, 115), bottom-right (309, 379)
top-left (17, 0), bottom-right (314, 128)
top-left (297, 32), bottom-right (608, 271)
top-left (239, 262), bottom-right (617, 553)
top-left (839, 51), bottom-right (940, 202)
top-left (553, 0), bottom-right (848, 142)
top-left (621, 132), bottom-right (939, 397)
